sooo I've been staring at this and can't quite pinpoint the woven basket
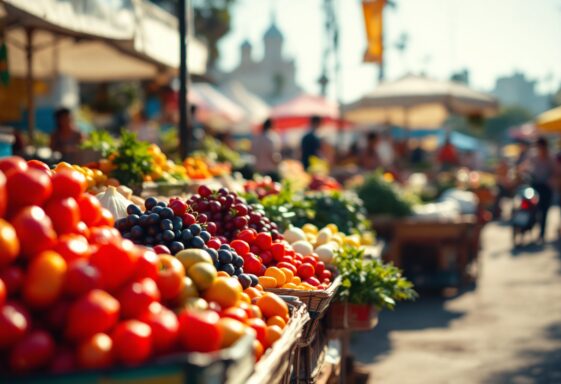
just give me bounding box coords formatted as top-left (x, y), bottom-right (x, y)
top-left (266, 275), bottom-right (342, 347)
top-left (247, 297), bottom-right (310, 384)
top-left (294, 322), bottom-right (329, 383)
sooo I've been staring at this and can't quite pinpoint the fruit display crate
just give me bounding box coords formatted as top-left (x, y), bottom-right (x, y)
top-left (326, 302), bottom-right (379, 332)
top-left (247, 297), bottom-right (310, 384)
top-left (294, 322), bottom-right (329, 384)
top-left (265, 275), bottom-right (342, 347)
top-left (6, 333), bottom-right (255, 384)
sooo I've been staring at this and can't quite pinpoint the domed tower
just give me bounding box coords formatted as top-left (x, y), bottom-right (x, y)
top-left (240, 39), bottom-right (253, 64)
top-left (263, 13), bottom-right (283, 61)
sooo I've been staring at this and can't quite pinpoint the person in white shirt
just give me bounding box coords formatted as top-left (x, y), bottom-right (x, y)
top-left (376, 132), bottom-right (395, 168)
top-left (251, 118), bottom-right (281, 181)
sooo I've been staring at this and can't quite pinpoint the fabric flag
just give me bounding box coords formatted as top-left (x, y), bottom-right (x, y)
top-left (362, 0), bottom-right (386, 64)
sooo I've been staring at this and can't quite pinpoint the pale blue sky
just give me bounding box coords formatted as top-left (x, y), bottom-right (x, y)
top-left (218, 0), bottom-right (561, 103)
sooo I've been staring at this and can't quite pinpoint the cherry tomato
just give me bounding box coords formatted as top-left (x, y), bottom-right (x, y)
top-left (7, 168), bottom-right (52, 208)
top-left (297, 263), bottom-right (315, 280)
top-left (23, 250), bottom-right (67, 308)
top-left (0, 303), bottom-right (29, 348)
top-left (237, 229), bottom-right (257, 244)
top-left (315, 261), bottom-right (326, 276)
top-left (66, 289), bottom-right (120, 340)
top-left (277, 262), bottom-right (297, 274)
top-left (117, 278), bottom-right (160, 319)
top-left (230, 240), bottom-right (250, 256)
top-left (87, 226), bottom-right (120, 246)
top-left (139, 303), bottom-right (179, 354)
top-left (90, 240), bottom-right (138, 292)
top-left (255, 233), bottom-right (272, 251)
top-left (77, 193), bottom-right (102, 226)
top-left (247, 317), bottom-right (267, 345)
top-left (243, 253), bottom-right (263, 275)
top-left (10, 330), bottom-right (55, 372)
top-left (302, 255), bottom-right (317, 267)
top-left (0, 156), bottom-right (27, 175)
top-left (95, 208), bottom-right (115, 227)
top-left (0, 218), bottom-right (19, 266)
top-left (53, 234), bottom-right (91, 264)
top-left (156, 255), bottom-right (185, 300)
top-left (0, 171), bottom-right (6, 218)
top-left (11, 206), bottom-right (57, 257)
top-left (64, 260), bottom-right (101, 298)
top-left (178, 310), bottom-right (222, 353)
top-left (44, 197), bottom-right (80, 235)
top-left (111, 320), bottom-right (152, 366)
top-left (133, 247), bottom-right (159, 280)
top-left (271, 243), bottom-right (285, 262)
top-left (77, 333), bottom-right (113, 370)
top-left (51, 169), bottom-right (87, 199)
top-left (27, 160), bottom-right (52, 175)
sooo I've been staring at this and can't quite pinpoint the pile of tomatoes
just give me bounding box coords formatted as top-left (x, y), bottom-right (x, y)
top-left (0, 156), bottom-right (290, 376)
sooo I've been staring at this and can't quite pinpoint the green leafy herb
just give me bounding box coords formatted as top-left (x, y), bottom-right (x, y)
top-left (109, 131), bottom-right (153, 187)
top-left (355, 172), bottom-right (413, 217)
top-left (81, 130), bottom-right (116, 158)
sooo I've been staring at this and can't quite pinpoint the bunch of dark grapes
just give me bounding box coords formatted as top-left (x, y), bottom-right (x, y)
top-left (188, 185), bottom-right (281, 241)
top-left (116, 196), bottom-right (213, 255)
top-left (209, 243), bottom-right (258, 289)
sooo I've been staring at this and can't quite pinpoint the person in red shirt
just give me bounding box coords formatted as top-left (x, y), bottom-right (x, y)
top-left (437, 137), bottom-right (460, 171)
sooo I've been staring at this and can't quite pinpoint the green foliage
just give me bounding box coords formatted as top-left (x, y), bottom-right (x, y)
top-left (355, 173), bottom-right (413, 217)
top-left (110, 131), bottom-right (153, 187)
top-left (81, 130), bottom-right (116, 158)
top-left (193, 137), bottom-right (241, 167)
top-left (335, 246), bottom-right (417, 309)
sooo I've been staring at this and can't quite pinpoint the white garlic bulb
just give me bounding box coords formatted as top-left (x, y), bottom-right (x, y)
top-left (96, 186), bottom-right (133, 221)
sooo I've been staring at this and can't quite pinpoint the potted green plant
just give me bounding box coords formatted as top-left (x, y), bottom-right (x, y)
top-left (328, 246), bottom-right (417, 331)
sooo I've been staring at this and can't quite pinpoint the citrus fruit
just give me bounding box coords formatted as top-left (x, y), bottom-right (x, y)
top-left (217, 318), bottom-right (246, 348)
top-left (203, 277), bottom-right (242, 309)
top-left (266, 316), bottom-right (286, 329)
top-left (265, 267), bottom-right (286, 286)
top-left (258, 276), bottom-right (277, 288)
top-left (264, 325), bottom-right (282, 348)
top-left (244, 287), bottom-right (262, 300)
top-left (253, 340), bottom-right (264, 361)
top-left (280, 267), bottom-right (294, 282)
top-left (187, 262), bottom-right (217, 291)
top-left (256, 293), bottom-right (289, 320)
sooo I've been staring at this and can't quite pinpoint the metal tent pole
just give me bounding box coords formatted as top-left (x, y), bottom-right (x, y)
top-left (26, 28), bottom-right (35, 144)
top-left (178, 0), bottom-right (191, 158)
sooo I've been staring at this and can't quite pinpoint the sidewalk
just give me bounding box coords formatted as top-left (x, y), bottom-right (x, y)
top-left (353, 209), bottom-right (561, 384)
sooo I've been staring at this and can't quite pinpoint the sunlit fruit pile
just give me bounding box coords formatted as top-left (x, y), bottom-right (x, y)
top-left (0, 157), bottom-right (293, 376)
top-left (308, 175), bottom-right (342, 192)
top-left (183, 156), bottom-right (231, 180)
top-left (243, 176), bottom-right (281, 199)
top-left (53, 161), bottom-right (116, 192)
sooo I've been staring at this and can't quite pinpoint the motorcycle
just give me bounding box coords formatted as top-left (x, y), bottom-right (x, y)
top-left (511, 185), bottom-right (540, 247)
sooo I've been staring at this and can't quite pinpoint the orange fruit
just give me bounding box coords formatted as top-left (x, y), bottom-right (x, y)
top-left (250, 305), bottom-right (262, 319)
top-left (281, 283), bottom-right (297, 289)
top-left (265, 267), bottom-right (286, 286)
top-left (266, 316), bottom-right (286, 329)
top-left (239, 292), bottom-right (251, 304)
top-left (280, 267), bottom-right (294, 282)
top-left (218, 318), bottom-right (246, 348)
top-left (255, 284), bottom-right (264, 291)
top-left (264, 325), bottom-right (283, 348)
top-left (256, 293), bottom-right (289, 320)
top-left (203, 277), bottom-right (242, 309)
top-left (291, 276), bottom-right (301, 285)
top-left (258, 276), bottom-right (277, 289)
top-left (244, 287), bottom-right (262, 300)
top-left (253, 340), bottom-right (265, 361)
top-left (222, 307), bottom-right (249, 323)
top-left (217, 271), bottom-right (230, 278)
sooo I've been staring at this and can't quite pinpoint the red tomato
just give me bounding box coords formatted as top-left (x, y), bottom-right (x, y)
top-left (111, 320), bottom-right (152, 366)
top-left (64, 260), bottom-right (101, 297)
top-left (247, 317), bottom-right (267, 345)
top-left (0, 171), bottom-right (6, 218)
top-left (77, 193), bottom-right (102, 226)
top-left (156, 255), bottom-right (186, 300)
top-left (117, 278), bottom-right (160, 319)
top-left (276, 262), bottom-right (297, 274)
top-left (221, 307), bottom-right (248, 323)
top-left (153, 244), bottom-right (172, 255)
top-left (10, 330), bottom-right (55, 372)
top-left (302, 255), bottom-right (317, 267)
top-left (87, 226), bottom-right (120, 245)
top-left (0, 266), bottom-right (24, 297)
top-left (51, 169), bottom-right (87, 199)
top-left (0, 156), bottom-right (27, 175)
top-left (23, 250), bottom-right (67, 308)
top-left (293, 253), bottom-right (304, 262)
top-left (0, 303), bottom-right (29, 348)
top-left (11, 206), bottom-right (57, 257)
top-left (44, 197), bottom-right (80, 235)
top-left (237, 229), bottom-right (257, 244)
top-left (279, 255), bottom-right (294, 264)
top-left (74, 221), bottom-right (90, 238)
top-left (178, 310), bottom-right (222, 353)
top-left (53, 234), bottom-right (91, 264)
top-left (90, 240), bottom-right (138, 292)
top-left (139, 303), bottom-right (178, 354)
top-left (27, 160), bottom-right (52, 175)
top-left (7, 168), bottom-right (52, 208)
top-left (0, 218), bottom-right (19, 266)
top-left (206, 239), bottom-right (221, 250)
top-left (304, 276), bottom-right (320, 287)
top-left (297, 263), bottom-right (315, 279)
top-left (77, 333), bottom-right (113, 370)
top-left (50, 349), bottom-right (77, 374)
top-left (243, 253), bottom-right (263, 275)
top-left (260, 251), bottom-right (273, 265)
top-left (134, 247), bottom-right (159, 280)
top-left (230, 240), bottom-right (250, 256)
top-left (95, 208), bottom-right (115, 227)
top-left (0, 278), bottom-right (5, 306)
top-left (66, 289), bottom-right (120, 340)
top-left (320, 270), bottom-right (332, 281)
top-left (255, 233), bottom-right (272, 251)
top-left (270, 243), bottom-right (285, 262)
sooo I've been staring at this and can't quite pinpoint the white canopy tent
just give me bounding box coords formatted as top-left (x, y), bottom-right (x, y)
top-left (189, 82), bottom-right (246, 131)
top-left (219, 81), bottom-right (270, 133)
top-left (345, 74), bottom-right (498, 130)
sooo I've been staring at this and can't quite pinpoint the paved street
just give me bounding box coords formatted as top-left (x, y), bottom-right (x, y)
top-left (353, 209), bottom-right (561, 384)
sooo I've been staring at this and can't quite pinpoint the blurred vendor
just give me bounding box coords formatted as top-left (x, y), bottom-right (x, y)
top-left (50, 108), bottom-right (84, 164)
top-left (437, 136), bottom-right (460, 171)
top-left (251, 118), bottom-right (281, 181)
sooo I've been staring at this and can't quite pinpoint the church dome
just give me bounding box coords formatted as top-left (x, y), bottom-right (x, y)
top-left (264, 21), bottom-right (283, 40)
top-left (241, 39), bottom-right (252, 49)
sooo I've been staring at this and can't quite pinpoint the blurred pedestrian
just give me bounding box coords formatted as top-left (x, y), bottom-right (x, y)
top-left (251, 118), bottom-right (281, 181)
top-left (300, 115), bottom-right (322, 170)
top-left (377, 131), bottom-right (395, 168)
top-left (410, 139), bottom-right (425, 166)
top-left (530, 137), bottom-right (555, 243)
top-left (437, 136), bottom-right (460, 171)
top-left (50, 107), bottom-right (84, 163)
top-left (361, 131), bottom-right (380, 170)
top-left (492, 158), bottom-right (514, 220)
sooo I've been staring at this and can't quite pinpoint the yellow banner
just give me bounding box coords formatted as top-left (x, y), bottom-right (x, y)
top-left (362, 0), bottom-right (386, 64)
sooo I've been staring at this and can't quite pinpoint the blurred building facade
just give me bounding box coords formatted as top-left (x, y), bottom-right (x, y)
top-left (492, 72), bottom-right (549, 115)
top-left (223, 16), bottom-right (301, 105)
